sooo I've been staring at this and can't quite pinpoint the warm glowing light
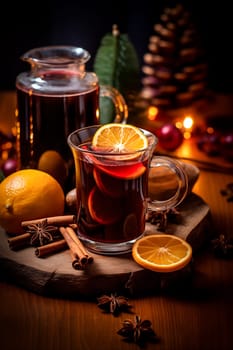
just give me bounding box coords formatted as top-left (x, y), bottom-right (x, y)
top-left (179, 141), bottom-right (193, 158)
top-left (96, 108), bottom-right (100, 122)
top-left (1, 150), bottom-right (9, 161)
top-left (183, 131), bottom-right (192, 139)
top-left (1, 141), bottom-right (13, 150)
top-left (180, 115), bottom-right (194, 139)
top-left (11, 126), bottom-right (17, 137)
top-left (207, 127), bottom-right (214, 134)
top-left (183, 116), bottom-right (193, 130)
top-left (147, 106), bottom-right (159, 120)
top-left (175, 121), bottom-right (183, 129)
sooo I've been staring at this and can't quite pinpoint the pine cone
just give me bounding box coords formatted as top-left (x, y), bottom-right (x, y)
top-left (140, 3), bottom-right (208, 110)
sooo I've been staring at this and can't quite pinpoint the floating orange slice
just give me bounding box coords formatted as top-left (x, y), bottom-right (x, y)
top-left (95, 162), bottom-right (147, 180)
top-left (132, 234), bottom-right (192, 273)
top-left (88, 186), bottom-right (123, 225)
top-left (93, 168), bottom-right (125, 197)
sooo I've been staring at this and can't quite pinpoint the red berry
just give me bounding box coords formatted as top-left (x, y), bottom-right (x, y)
top-left (156, 124), bottom-right (184, 151)
top-left (2, 158), bottom-right (18, 176)
top-left (220, 133), bottom-right (233, 161)
top-left (197, 132), bottom-right (221, 156)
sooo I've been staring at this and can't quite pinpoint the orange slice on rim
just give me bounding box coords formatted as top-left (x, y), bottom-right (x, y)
top-left (132, 234), bottom-right (192, 272)
top-left (92, 123), bottom-right (148, 154)
top-left (91, 123), bottom-right (148, 178)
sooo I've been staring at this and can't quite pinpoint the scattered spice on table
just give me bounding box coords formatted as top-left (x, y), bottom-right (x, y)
top-left (220, 182), bottom-right (233, 202)
top-left (97, 293), bottom-right (133, 315)
top-left (117, 315), bottom-right (159, 345)
top-left (146, 207), bottom-right (181, 230)
top-left (211, 234), bottom-right (233, 258)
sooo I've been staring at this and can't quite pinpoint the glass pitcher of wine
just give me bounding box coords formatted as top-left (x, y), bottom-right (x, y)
top-left (15, 45), bottom-right (128, 188)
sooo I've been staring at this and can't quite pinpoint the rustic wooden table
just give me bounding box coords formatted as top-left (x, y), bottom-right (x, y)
top-left (0, 91), bottom-right (233, 350)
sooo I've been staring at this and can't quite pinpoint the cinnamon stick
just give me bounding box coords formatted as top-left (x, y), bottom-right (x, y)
top-left (59, 226), bottom-right (88, 266)
top-left (35, 239), bottom-right (67, 258)
top-left (21, 215), bottom-right (76, 228)
top-left (8, 233), bottom-right (31, 250)
top-left (7, 216), bottom-right (94, 270)
top-left (69, 250), bottom-right (84, 270)
top-left (65, 226), bottom-right (94, 264)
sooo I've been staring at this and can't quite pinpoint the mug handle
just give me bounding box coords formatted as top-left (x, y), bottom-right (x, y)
top-left (148, 156), bottom-right (188, 212)
top-left (99, 85), bottom-right (128, 124)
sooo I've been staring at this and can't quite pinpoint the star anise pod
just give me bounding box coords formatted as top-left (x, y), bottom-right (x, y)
top-left (146, 207), bottom-right (180, 230)
top-left (26, 219), bottom-right (58, 246)
top-left (117, 315), bottom-right (158, 345)
top-left (220, 183), bottom-right (233, 202)
top-left (97, 293), bottom-right (133, 315)
top-left (211, 234), bottom-right (233, 258)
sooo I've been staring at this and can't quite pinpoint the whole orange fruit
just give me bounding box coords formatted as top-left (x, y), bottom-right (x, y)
top-left (0, 169), bottom-right (65, 234)
top-left (38, 150), bottom-right (68, 187)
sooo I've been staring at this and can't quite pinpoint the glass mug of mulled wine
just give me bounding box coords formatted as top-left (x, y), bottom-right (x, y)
top-left (15, 46), bottom-right (128, 186)
top-left (67, 125), bottom-right (188, 255)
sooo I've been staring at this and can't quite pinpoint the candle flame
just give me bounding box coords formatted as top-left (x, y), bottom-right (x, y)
top-left (207, 126), bottom-right (214, 134)
top-left (183, 116), bottom-right (193, 129)
top-left (147, 106), bottom-right (159, 120)
top-left (182, 116), bottom-right (194, 139)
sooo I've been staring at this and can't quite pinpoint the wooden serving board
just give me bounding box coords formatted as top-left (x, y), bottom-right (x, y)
top-left (0, 193), bottom-right (211, 299)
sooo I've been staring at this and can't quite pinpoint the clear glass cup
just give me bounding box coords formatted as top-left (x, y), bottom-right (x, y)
top-left (68, 125), bottom-right (188, 255)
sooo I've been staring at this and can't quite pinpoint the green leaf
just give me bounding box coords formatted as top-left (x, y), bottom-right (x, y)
top-left (99, 97), bottom-right (115, 124)
top-left (93, 26), bottom-right (141, 123)
top-left (0, 170), bottom-right (5, 183)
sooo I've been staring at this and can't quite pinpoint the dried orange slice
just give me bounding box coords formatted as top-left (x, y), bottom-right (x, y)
top-left (132, 234), bottom-right (192, 272)
top-left (92, 123), bottom-right (148, 153)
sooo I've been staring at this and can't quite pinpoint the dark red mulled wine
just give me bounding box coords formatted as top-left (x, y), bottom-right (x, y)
top-left (15, 85), bottom-right (99, 170)
top-left (75, 143), bottom-right (149, 244)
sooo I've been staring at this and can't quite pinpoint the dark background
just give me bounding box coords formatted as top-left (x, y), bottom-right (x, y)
top-left (1, 0), bottom-right (232, 93)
